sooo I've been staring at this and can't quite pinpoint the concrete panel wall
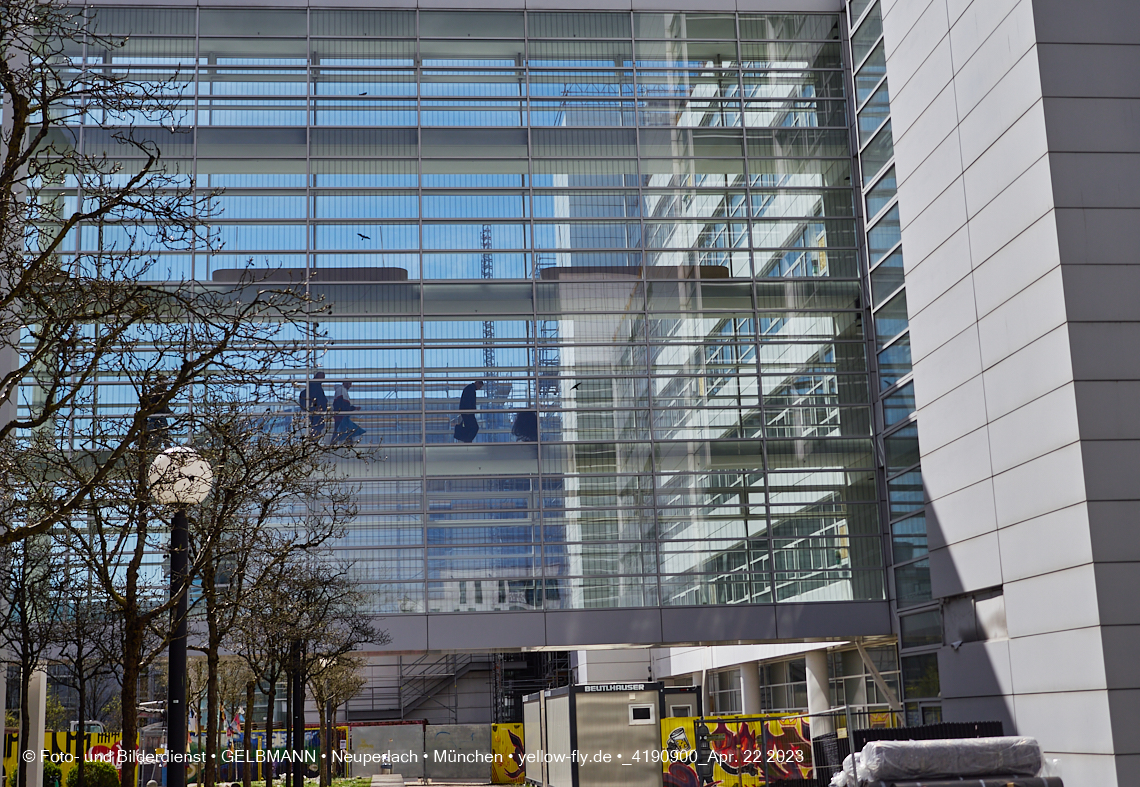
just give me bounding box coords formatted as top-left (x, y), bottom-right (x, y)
top-left (424, 724), bottom-right (493, 781)
top-left (350, 724), bottom-right (425, 780)
top-left (880, 0), bottom-right (1136, 782)
top-left (1034, 1), bottom-right (1140, 776)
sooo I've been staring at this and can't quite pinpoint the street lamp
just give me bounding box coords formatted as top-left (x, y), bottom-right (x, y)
top-left (149, 447), bottom-right (213, 787)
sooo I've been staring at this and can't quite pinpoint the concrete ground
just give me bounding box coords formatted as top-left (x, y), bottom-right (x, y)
top-left (370, 778), bottom-right (492, 787)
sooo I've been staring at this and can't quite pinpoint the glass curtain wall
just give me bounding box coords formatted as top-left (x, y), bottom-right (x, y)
top-left (58, 7), bottom-right (885, 616)
top-left (845, 1), bottom-right (939, 723)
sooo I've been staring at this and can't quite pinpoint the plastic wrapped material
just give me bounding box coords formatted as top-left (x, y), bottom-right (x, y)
top-left (888, 779), bottom-right (1062, 787)
top-left (859, 736), bottom-right (1043, 781)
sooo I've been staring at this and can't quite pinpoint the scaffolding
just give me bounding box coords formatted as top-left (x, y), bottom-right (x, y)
top-left (491, 651), bottom-right (572, 724)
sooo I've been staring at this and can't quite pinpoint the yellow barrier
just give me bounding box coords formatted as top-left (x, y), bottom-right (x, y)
top-left (659, 714), bottom-right (813, 787)
top-left (490, 724), bottom-right (525, 784)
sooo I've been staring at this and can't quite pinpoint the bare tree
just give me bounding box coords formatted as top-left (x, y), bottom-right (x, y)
top-left (307, 657), bottom-right (366, 787)
top-left (0, 4), bottom-right (339, 785)
top-left (232, 555), bottom-right (387, 787)
top-left (188, 656), bottom-right (210, 742)
top-left (215, 658), bottom-right (252, 784)
top-left (187, 398), bottom-right (359, 787)
top-left (188, 655), bottom-right (252, 785)
top-left (231, 558), bottom-right (296, 787)
top-left (0, 0), bottom-right (323, 555)
top-left (0, 537), bottom-right (65, 787)
top-left (51, 582), bottom-right (116, 787)
top-left (242, 678), bottom-right (256, 787)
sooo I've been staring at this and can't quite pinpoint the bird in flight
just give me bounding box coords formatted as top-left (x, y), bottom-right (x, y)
top-left (358, 233), bottom-right (371, 240)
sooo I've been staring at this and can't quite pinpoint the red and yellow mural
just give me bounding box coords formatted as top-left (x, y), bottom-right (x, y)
top-left (660, 715), bottom-right (813, 787)
top-left (490, 723), bottom-right (525, 784)
top-left (3, 732), bottom-right (128, 786)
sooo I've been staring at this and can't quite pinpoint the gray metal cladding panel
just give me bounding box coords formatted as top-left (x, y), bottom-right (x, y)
top-left (380, 604), bottom-right (890, 651)
top-left (423, 610), bottom-right (547, 650)
top-left (573, 691), bottom-right (663, 787)
top-left (544, 608), bottom-right (664, 647)
top-left (374, 614), bottom-right (429, 651)
top-left (84, 0), bottom-right (847, 10)
top-left (660, 605), bottom-right (778, 643)
top-left (774, 601), bottom-right (892, 639)
top-left (547, 695), bottom-right (574, 787)
top-left (523, 698), bottom-right (542, 785)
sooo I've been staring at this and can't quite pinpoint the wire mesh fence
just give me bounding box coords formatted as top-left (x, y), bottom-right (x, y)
top-left (673, 708), bottom-right (1004, 787)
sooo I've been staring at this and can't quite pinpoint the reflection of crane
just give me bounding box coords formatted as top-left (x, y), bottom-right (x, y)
top-left (481, 224), bottom-right (495, 370)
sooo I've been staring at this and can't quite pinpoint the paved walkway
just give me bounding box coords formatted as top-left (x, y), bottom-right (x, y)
top-left (369, 779), bottom-right (491, 787)
top-left (369, 776), bottom-right (404, 787)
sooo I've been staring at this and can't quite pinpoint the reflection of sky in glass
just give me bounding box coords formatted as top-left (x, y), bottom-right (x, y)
top-left (35, 9), bottom-right (891, 613)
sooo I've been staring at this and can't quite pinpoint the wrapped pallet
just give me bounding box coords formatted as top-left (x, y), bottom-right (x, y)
top-left (858, 736), bottom-right (1043, 781)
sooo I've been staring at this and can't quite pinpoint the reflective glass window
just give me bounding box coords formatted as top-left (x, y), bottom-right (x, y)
top-left (895, 558), bottom-right (932, 609)
top-left (885, 423), bottom-right (920, 472)
top-left (892, 514), bottom-right (928, 562)
top-left (900, 609), bottom-right (942, 649)
top-left (854, 41), bottom-right (886, 106)
top-left (851, 2), bottom-right (882, 67)
top-left (858, 79), bottom-right (891, 145)
top-left (871, 249), bottom-right (905, 306)
top-left (887, 468), bottom-right (923, 519)
top-left (901, 652), bottom-right (940, 698)
top-left (55, 8), bottom-right (888, 614)
top-left (883, 381), bottom-right (915, 427)
top-left (868, 206), bottom-right (902, 266)
top-left (861, 121), bottom-right (895, 186)
top-left (878, 335), bottom-right (912, 389)
top-left (875, 290), bottom-right (909, 346)
top-left (866, 166), bottom-right (897, 220)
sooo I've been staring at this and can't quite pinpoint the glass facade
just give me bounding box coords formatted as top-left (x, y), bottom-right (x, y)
top-left (845, 0), bottom-right (938, 709)
top-left (51, 7), bottom-right (887, 615)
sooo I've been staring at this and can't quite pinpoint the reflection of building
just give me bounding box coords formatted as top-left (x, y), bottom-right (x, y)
top-left (36, 1), bottom-right (1140, 781)
top-left (137, 4), bottom-right (883, 639)
top-left (63, 0), bottom-right (883, 706)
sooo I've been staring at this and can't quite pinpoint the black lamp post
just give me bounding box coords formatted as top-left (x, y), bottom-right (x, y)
top-left (168, 505), bottom-right (190, 787)
top-left (150, 447), bottom-right (213, 787)
top-left (291, 640), bottom-right (304, 787)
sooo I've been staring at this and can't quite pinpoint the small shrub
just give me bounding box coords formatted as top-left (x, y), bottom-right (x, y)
top-left (8, 760), bottom-right (61, 787)
top-left (64, 761), bottom-right (119, 787)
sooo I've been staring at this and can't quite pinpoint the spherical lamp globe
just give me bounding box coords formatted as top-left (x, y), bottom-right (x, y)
top-left (148, 446), bottom-right (213, 505)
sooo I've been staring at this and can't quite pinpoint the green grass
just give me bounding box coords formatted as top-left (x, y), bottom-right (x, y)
top-left (330, 778), bottom-right (372, 787)
top-left (235, 779), bottom-right (368, 787)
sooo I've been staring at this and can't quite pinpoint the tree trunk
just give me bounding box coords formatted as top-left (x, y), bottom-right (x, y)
top-left (315, 699), bottom-right (326, 787)
top-left (243, 682), bottom-right (254, 787)
top-left (18, 658), bottom-right (32, 787)
top-left (76, 656), bottom-right (87, 787)
top-left (205, 648), bottom-right (219, 787)
top-left (264, 682), bottom-right (276, 787)
top-left (324, 701), bottom-right (331, 787)
top-left (120, 620), bottom-right (143, 787)
top-left (283, 669), bottom-right (291, 787)
top-left (330, 707), bottom-right (337, 781)
top-left (285, 666), bottom-right (294, 784)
